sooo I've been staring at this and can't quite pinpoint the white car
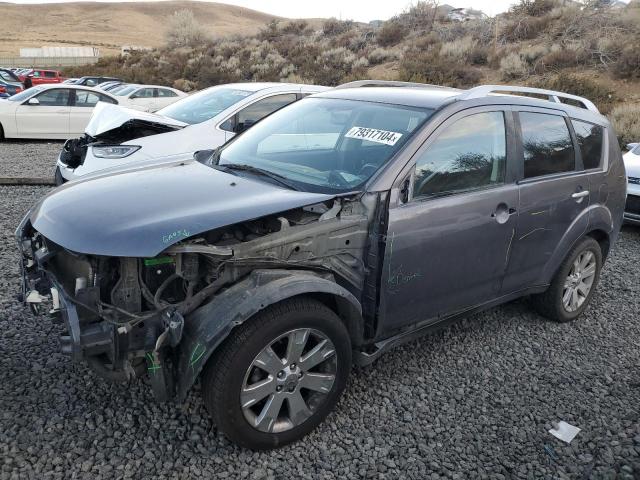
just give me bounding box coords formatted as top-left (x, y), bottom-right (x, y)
top-left (56, 82), bottom-right (327, 183)
top-left (109, 84), bottom-right (187, 112)
top-left (623, 142), bottom-right (640, 225)
top-left (0, 84), bottom-right (119, 140)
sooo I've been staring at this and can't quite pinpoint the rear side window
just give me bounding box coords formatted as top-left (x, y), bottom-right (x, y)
top-left (221, 93), bottom-right (298, 132)
top-left (414, 111), bottom-right (507, 198)
top-left (157, 88), bottom-right (177, 97)
top-left (74, 90), bottom-right (101, 107)
top-left (520, 112), bottom-right (575, 179)
top-left (571, 120), bottom-right (603, 170)
top-left (44, 71), bottom-right (57, 78)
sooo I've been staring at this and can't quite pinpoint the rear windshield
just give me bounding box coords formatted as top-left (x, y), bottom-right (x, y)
top-left (217, 97), bottom-right (433, 193)
top-left (158, 87), bottom-right (252, 124)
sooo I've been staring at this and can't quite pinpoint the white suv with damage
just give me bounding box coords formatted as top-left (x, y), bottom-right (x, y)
top-left (55, 82), bottom-right (327, 184)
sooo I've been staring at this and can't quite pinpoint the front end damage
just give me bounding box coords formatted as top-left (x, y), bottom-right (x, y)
top-left (17, 194), bottom-right (380, 401)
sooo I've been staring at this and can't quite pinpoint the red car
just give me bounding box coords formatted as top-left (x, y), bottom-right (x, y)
top-left (18, 69), bottom-right (64, 85)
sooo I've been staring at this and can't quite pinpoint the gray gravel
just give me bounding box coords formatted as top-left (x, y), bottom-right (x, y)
top-left (1, 184), bottom-right (639, 479)
top-left (0, 141), bottom-right (63, 179)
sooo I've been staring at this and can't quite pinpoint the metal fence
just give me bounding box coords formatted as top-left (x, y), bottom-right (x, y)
top-left (0, 57), bottom-right (100, 68)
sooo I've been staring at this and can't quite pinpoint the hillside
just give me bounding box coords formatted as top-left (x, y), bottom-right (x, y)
top-left (0, 1), bottom-right (280, 56)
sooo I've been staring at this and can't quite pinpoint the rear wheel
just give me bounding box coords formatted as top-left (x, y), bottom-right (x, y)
top-left (531, 237), bottom-right (602, 322)
top-left (201, 297), bottom-right (352, 450)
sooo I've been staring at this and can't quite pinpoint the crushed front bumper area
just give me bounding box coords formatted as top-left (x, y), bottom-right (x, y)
top-left (15, 215), bottom-right (183, 401)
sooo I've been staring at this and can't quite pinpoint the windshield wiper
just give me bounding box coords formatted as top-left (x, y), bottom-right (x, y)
top-left (216, 163), bottom-right (299, 191)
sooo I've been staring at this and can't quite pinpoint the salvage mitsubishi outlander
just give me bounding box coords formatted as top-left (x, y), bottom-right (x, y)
top-left (17, 81), bottom-right (626, 449)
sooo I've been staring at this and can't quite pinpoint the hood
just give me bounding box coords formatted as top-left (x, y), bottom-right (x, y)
top-left (85, 102), bottom-right (187, 141)
top-left (30, 160), bottom-right (333, 257)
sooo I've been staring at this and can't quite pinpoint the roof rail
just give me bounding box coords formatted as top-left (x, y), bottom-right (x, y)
top-left (334, 80), bottom-right (458, 90)
top-left (460, 85), bottom-right (600, 113)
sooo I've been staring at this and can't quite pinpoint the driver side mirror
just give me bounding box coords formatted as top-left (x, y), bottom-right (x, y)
top-left (26, 97), bottom-right (40, 105)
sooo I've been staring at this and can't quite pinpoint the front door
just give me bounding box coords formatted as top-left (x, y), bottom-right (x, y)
top-left (502, 109), bottom-right (592, 293)
top-left (379, 108), bottom-right (518, 335)
top-left (15, 88), bottom-right (70, 138)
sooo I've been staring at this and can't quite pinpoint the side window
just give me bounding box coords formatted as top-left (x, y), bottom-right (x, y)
top-left (133, 88), bottom-right (154, 98)
top-left (520, 112), bottom-right (575, 179)
top-left (99, 94), bottom-right (118, 105)
top-left (32, 71), bottom-right (41, 78)
top-left (85, 79), bottom-right (98, 86)
top-left (44, 71), bottom-right (57, 78)
top-left (221, 93), bottom-right (298, 133)
top-left (157, 88), bottom-right (177, 98)
top-left (74, 90), bottom-right (101, 107)
top-left (414, 111), bottom-right (507, 198)
top-left (571, 119), bottom-right (603, 170)
top-left (34, 89), bottom-right (70, 106)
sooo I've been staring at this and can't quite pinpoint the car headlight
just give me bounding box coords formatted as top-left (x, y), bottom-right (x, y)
top-left (92, 145), bottom-right (141, 159)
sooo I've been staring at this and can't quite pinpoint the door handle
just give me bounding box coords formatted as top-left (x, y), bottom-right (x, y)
top-left (491, 203), bottom-right (517, 224)
top-left (571, 190), bottom-right (589, 200)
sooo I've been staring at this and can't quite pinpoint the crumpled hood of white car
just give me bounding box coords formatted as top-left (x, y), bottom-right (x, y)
top-left (85, 102), bottom-right (188, 137)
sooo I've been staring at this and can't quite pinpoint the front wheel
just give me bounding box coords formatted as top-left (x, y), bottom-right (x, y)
top-left (531, 236), bottom-right (603, 322)
top-left (201, 298), bottom-right (352, 450)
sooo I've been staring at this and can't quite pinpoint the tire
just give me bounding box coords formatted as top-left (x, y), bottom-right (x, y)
top-left (530, 236), bottom-right (603, 322)
top-left (0, 123), bottom-right (4, 140)
top-left (201, 297), bottom-right (352, 450)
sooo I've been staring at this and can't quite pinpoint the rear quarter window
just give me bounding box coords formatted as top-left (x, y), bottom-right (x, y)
top-left (571, 120), bottom-right (604, 170)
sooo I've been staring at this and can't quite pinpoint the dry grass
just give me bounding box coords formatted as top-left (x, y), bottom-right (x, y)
top-left (0, 1), bottom-right (279, 56)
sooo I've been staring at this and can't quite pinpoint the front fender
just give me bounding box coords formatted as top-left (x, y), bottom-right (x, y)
top-left (174, 269), bottom-right (362, 401)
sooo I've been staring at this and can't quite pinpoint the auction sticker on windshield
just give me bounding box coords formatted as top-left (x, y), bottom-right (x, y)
top-left (345, 127), bottom-right (403, 146)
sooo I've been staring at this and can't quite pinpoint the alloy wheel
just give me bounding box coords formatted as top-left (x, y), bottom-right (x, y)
top-left (562, 250), bottom-right (597, 312)
top-left (240, 328), bottom-right (337, 433)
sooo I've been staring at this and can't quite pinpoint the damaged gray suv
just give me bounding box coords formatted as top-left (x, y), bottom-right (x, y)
top-left (17, 81), bottom-right (626, 449)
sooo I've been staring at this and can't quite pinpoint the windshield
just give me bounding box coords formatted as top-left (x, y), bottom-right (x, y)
top-left (217, 97), bottom-right (433, 193)
top-left (158, 87), bottom-right (252, 124)
top-left (8, 87), bottom-right (42, 102)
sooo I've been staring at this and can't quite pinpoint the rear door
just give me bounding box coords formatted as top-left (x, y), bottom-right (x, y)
top-left (69, 89), bottom-right (109, 135)
top-left (154, 88), bottom-right (180, 110)
top-left (127, 87), bottom-right (156, 111)
top-left (15, 88), bottom-right (70, 137)
top-left (379, 107), bottom-right (519, 334)
top-left (502, 108), bottom-right (591, 293)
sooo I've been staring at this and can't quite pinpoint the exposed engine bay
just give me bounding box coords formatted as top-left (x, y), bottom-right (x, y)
top-left (17, 195), bottom-right (379, 400)
top-left (59, 118), bottom-right (182, 169)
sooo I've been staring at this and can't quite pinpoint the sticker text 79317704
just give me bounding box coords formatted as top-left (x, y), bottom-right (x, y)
top-left (344, 127), bottom-right (403, 146)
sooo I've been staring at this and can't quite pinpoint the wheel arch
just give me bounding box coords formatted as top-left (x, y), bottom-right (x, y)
top-left (174, 269), bottom-right (363, 401)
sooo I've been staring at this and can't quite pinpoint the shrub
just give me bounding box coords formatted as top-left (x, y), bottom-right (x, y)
top-left (367, 47), bottom-right (402, 65)
top-left (377, 21), bottom-right (406, 47)
top-left (440, 37), bottom-right (476, 61)
top-left (499, 52), bottom-right (529, 80)
top-left (322, 18), bottom-right (353, 36)
top-left (399, 50), bottom-right (481, 88)
top-left (613, 47), bottom-right (640, 79)
top-left (173, 78), bottom-right (197, 92)
top-left (510, 0), bottom-right (557, 17)
top-left (609, 104), bottom-right (640, 146)
top-left (314, 47), bottom-right (359, 85)
top-left (165, 9), bottom-right (207, 48)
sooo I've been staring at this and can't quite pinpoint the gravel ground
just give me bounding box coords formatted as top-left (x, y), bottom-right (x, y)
top-left (0, 141), bottom-right (63, 179)
top-left (1, 185), bottom-right (639, 479)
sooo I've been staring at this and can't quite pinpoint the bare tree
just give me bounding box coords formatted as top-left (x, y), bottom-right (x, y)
top-left (165, 9), bottom-right (206, 48)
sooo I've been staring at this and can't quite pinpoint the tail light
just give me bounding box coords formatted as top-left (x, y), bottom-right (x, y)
top-left (0, 86), bottom-right (6, 94)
